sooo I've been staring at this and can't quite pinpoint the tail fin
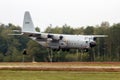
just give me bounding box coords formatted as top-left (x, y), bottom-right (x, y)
top-left (22, 11), bottom-right (36, 32)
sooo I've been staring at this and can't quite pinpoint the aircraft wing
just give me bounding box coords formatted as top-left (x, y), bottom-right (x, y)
top-left (23, 31), bottom-right (41, 35)
top-left (91, 35), bottom-right (108, 37)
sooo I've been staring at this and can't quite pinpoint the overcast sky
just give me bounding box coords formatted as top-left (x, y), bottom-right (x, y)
top-left (0, 0), bottom-right (120, 31)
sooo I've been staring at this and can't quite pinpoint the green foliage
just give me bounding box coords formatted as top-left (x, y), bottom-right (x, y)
top-left (62, 24), bottom-right (73, 34)
top-left (0, 53), bottom-right (4, 61)
top-left (35, 27), bottom-right (40, 32)
top-left (84, 26), bottom-right (94, 35)
top-left (65, 54), bottom-right (78, 61)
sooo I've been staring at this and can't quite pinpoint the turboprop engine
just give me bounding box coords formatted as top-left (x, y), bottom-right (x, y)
top-left (47, 34), bottom-right (63, 40)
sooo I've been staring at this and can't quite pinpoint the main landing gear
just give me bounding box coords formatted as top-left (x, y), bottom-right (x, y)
top-left (47, 48), bottom-right (53, 62)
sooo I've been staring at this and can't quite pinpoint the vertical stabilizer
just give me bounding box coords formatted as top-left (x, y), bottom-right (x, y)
top-left (22, 11), bottom-right (36, 32)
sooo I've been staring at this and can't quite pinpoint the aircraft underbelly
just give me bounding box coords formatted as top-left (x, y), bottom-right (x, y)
top-left (38, 41), bottom-right (48, 47)
top-left (30, 37), bottom-right (48, 47)
top-left (39, 40), bottom-right (60, 49)
top-left (49, 41), bottom-right (59, 49)
top-left (67, 40), bottom-right (88, 49)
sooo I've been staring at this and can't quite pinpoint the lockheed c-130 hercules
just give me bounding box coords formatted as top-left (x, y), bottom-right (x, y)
top-left (12, 11), bottom-right (107, 52)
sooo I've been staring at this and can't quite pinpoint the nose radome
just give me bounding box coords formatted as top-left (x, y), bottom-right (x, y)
top-left (90, 41), bottom-right (96, 48)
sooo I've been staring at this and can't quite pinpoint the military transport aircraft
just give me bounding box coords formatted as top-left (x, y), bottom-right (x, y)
top-left (12, 11), bottom-right (107, 52)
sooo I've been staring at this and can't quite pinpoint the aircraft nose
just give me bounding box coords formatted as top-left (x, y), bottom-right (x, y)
top-left (90, 41), bottom-right (96, 48)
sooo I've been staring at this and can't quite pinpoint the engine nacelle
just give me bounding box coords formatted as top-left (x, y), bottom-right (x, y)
top-left (52, 36), bottom-right (60, 40)
top-left (59, 40), bottom-right (67, 48)
top-left (40, 34), bottom-right (48, 39)
top-left (47, 34), bottom-right (63, 40)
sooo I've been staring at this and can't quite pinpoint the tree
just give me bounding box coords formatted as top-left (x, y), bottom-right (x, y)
top-left (84, 26), bottom-right (94, 35)
top-left (35, 27), bottom-right (40, 32)
top-left (62, 24), bottom-right (73, 34)
top-left (26, 40), bottom-right (48, 62)
top-left (110, 23), bottom-right (120, 61)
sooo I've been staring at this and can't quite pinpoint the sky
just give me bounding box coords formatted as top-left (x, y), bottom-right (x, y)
top-left (0, 0), bottom-right (120, 31)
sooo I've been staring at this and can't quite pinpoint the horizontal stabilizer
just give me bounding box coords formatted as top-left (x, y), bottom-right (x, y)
top-left (12, 30), bottom-right (21, 32)
top-left (8, 33), bottom-right (23, 35)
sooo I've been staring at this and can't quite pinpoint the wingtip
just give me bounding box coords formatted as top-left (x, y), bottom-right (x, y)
top-left (94, 35), bottom-right (108, 37)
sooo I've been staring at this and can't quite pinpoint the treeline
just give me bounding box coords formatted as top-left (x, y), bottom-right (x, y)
top-left (0, 22), bottom-right (120, 62)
